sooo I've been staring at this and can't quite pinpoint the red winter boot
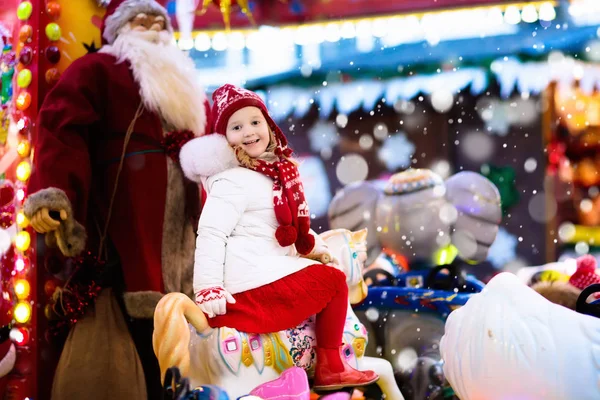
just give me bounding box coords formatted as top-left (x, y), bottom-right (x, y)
top-left (313, 347), bottom-right (379, 391)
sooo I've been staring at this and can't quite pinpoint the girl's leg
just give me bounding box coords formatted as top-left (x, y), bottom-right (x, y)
top-left (314, 269), bottom-right (378, 390)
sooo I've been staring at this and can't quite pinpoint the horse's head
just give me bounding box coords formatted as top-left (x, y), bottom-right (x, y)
top-left (320, 228), bottom-right (369, 305)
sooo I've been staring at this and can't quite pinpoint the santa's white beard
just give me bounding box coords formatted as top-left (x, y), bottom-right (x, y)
top-left (99, 28), bottom-right (207, 135)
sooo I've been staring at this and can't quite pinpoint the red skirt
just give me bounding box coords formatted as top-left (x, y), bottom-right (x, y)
top-left (207, 264), bottom-right (346, 333)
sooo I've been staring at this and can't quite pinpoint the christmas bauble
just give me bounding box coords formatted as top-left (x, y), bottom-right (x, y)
top-left (46, 2), bottom-right (61, 19)
top-left (45, 23), bottom-right (61, 41)
top-left (17, 2), bottom-right (33, 21)
top-left (45, 68), bottom-right (60, 85)
top-left (18, 47), bottom-right (33, 66)
top-left (16, 69), bottom-right (32, 89)
top-left (16, 92), bottom-right (31, 111)
top-left (18, 25), bottom-right (32, 43)
top-left (45, 46), bottom-right (60, 64)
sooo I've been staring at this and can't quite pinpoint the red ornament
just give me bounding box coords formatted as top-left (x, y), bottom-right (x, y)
top-left (161, 130), bottom-right (195, 162)
top-left (18, 117), bottom-right (30, 136)
top-left (45, 46), bottom-right (60, 64)
top-left (47, 252), bottom-right (106, 338)
top-left (0, 213), bottom-right (13, 229)
top-left (0, 183), bottom-right (15, 209)
top-left (547, 141), bottom-right (566, 166)
top-left (13, 328), bottom-right (30, 346)
top-left (44, 279), bottom-right (59, 297)
top-left (45, 68), bottom-right (61, 85)
top-left (1, 246), bottom-right (16, 277)
top-left (46, 1), bottom-right (61, 19)
top-left (18, 47), bottom-right (33, 66)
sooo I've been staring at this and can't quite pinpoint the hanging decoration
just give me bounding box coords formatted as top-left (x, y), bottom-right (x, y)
top-left (181, 0), bottom-right (556, 31)
top-left (198, 0), bottom-right (255, 31)
top-left (46, 252), bottom-right (105, 339)
top-left (263, 68), bottom-right (488, 120)
top-left (481, 164), bottom-right (520, 216)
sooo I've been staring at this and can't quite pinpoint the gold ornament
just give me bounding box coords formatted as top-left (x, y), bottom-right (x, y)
top-left (198, 0), bottom-right (255, 30)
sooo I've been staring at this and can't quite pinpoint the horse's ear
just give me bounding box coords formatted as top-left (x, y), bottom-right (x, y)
top-left (320, 228), bottom-right (347, 242)
top-left (352, 228), bottom-right (368, 243)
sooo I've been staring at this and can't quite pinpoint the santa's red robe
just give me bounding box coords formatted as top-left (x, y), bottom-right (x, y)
top-left (28, 52), bottom-right (210, 317)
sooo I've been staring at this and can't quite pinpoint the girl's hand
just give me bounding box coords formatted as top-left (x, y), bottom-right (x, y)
top-left (194, 286), bottom-right (236, 318)
top-left (305, 244), bottom-right (339, 265)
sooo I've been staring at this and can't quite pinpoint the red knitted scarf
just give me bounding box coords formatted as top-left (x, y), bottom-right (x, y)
top-left (240, 147), bottom-right (314, 255)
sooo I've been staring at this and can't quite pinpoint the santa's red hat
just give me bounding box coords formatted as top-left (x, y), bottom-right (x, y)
top-left (101, 0), bottom-right (173, 45)
top-left (569, 255), bottom-right (600, 290)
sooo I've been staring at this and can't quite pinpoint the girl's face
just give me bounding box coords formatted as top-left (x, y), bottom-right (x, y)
top-left (225, 106), bottom-right (270, 158)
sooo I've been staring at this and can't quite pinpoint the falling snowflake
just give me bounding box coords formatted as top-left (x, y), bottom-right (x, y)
top-left (477, 98), bottom-right (510, 136)
top-left (307, 121), bottom-right (340, 153)
top-left (487, 227), bottom-right (518, 269)
top-left (297, 156), bottom-right (332, 219)
top-left (477, 98), bottom-right (538, 136)
top-left (378, 132), bottom-right (415, 170)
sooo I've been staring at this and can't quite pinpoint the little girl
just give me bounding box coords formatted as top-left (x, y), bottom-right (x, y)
top-left (179, 84), bottom-right (378, 390)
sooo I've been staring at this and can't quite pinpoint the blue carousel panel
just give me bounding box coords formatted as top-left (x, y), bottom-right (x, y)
top-left (356, 270), bottom-right (485, 320)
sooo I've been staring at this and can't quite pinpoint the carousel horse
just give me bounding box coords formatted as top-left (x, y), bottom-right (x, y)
top-left (440, 272), bottom-right (600, 400)
top-left (153, 228), bottom-right (404, 399)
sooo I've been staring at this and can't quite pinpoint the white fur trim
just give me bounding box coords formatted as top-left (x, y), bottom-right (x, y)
top-left (180, 134), bottom-right (239, 183)
top-left (99, 31), bottom-right (207, 135)
top-left (103, 0), bottom-right (172, 44)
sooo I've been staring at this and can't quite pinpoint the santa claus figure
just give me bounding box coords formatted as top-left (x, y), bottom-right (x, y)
top-left (23, 0), bottom-right (210, 398)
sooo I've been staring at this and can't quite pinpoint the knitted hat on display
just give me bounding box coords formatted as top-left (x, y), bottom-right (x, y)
top-left (210, 84), bottom-right (314, 255)
top-left (211, 84), bottom-right (292, 157)
top-left (569, 255), bottom-right (600, 290)
top-left (101, 0), bottom-right (172, 45)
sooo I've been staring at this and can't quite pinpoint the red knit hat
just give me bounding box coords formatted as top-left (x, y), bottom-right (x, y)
top-left (101, 0), bottom-right (172, 45)
top-left (212, 84), bottom-right (293, 155)
top-left (569, 255), bottom-right (600, 290)
top-left (211, 84), bottom-right (315, 255)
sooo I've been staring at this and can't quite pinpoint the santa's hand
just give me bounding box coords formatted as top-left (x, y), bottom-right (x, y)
top-left (194, 286), bottom-right (236, 318)
top-left (30, 208), bottom-right (68, 234)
